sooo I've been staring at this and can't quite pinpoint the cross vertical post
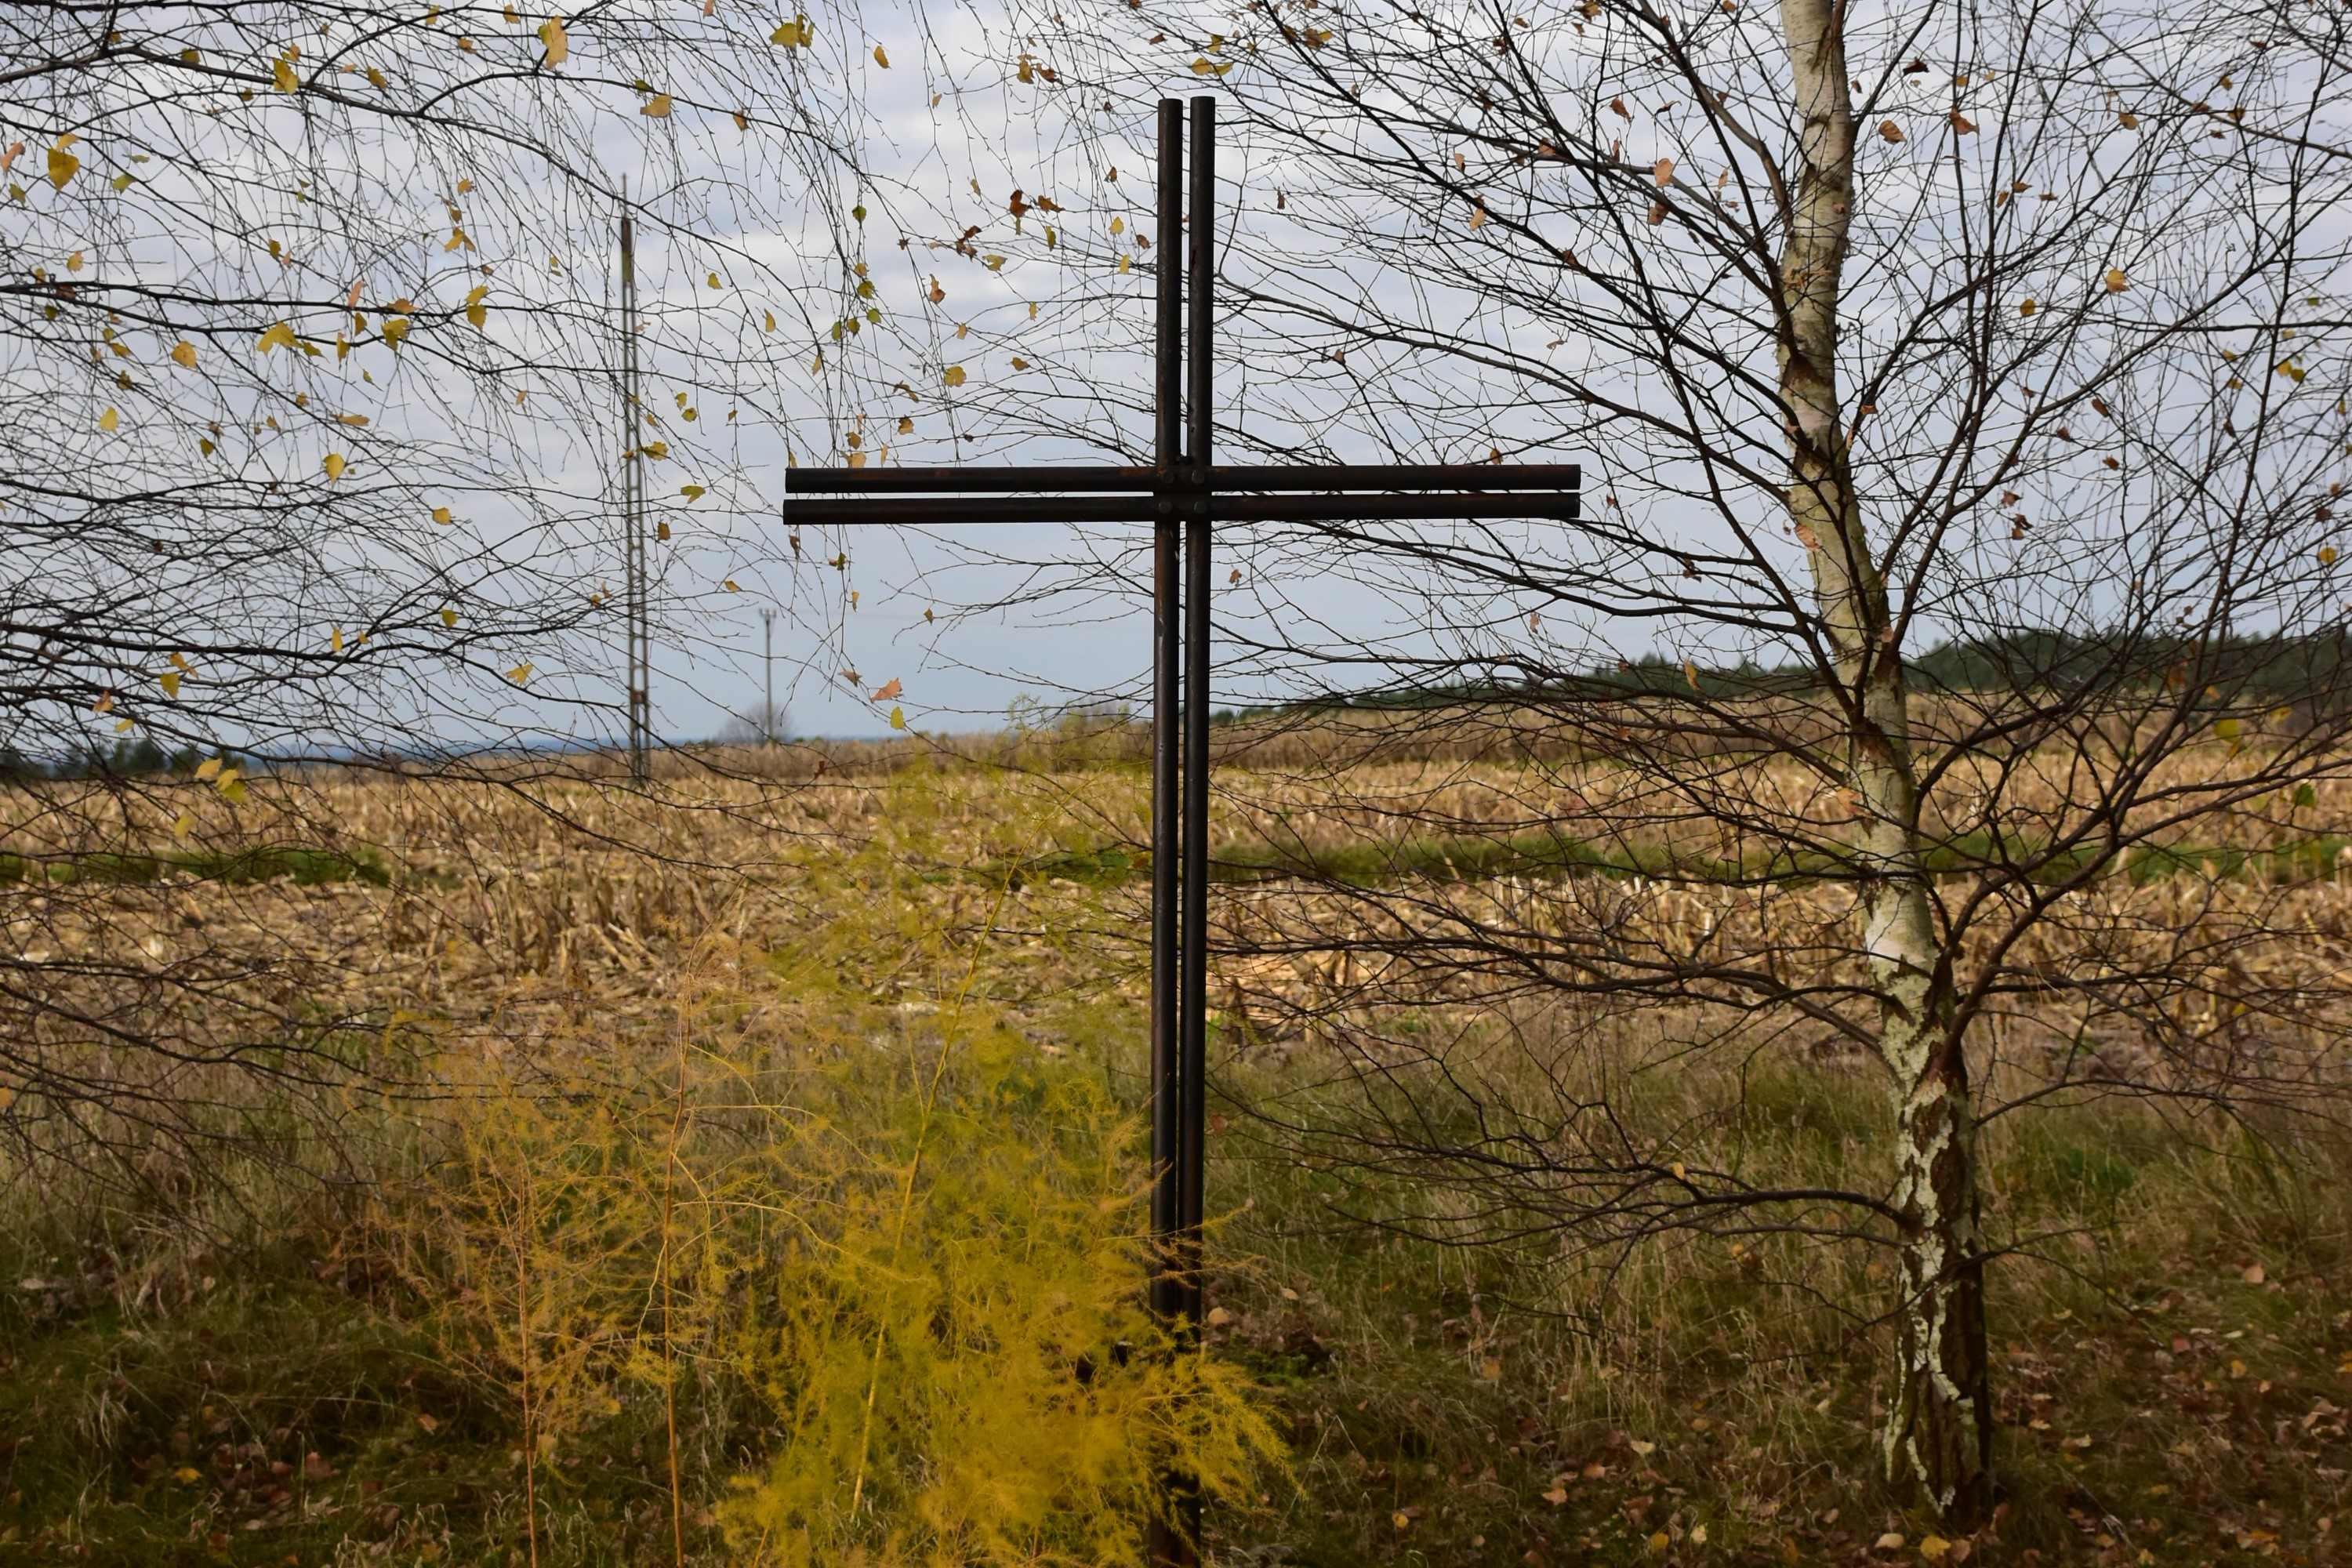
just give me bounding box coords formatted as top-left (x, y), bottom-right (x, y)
top-left (1163, 89), bottom-right (1220, 1568)
top-left (1149, 97), bottom-right (1185, 1331)
top-left (1146, 95), bottom-right (1196, 1568)
top-left (1178, 92), bottom-right (1214, 1333)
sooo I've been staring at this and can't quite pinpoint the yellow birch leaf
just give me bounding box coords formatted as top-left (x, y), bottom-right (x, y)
top-left (337, 412), bottom-right (368, 426)
top-left (330, 626), bottom-right (343, 652)
top-left (171, 340), bottom-right (197, 367)
top-left (171, 813), bottom-right (194, 839)
top-left (218, 775), bottom-right (247, 804)
top-left (538, 16), bottom-right (568, 63)
top-left (160, 671), bottom-right (181, 699)
top-left (641, 93), bottom-right (673, 116)
top-left (381, 317), bottom-right (408, 347)
top-left (114, 717), bottom-right (135, 732)
top-left (441, 606), bottom-right (457, 626)
top-left (2321, 545), bottom-right (2338, 567)
top-left (889, 704), bottom-right (906, 730)
top-left (98, 406), bottom-right (119, 431)
top-left (432, 506), bottom-right (452, 524)
top-left (771, 16), bottom-right (809, 45)
top-left (507, 663), bottom-right (532, 683)
top-left (194, 757), bottom-right (223, 781)
top-left (92, 691), bottom-right (115, 714)
top-left (873, 43), bottom-right (889, 66)
top-left (274, 58), bottom-right (299, 91)
top-left (681, 484), bottom-right (706, 499)
top-left (256, 322), bottom-right (298, 353)
top-left (943, 365), bottom-right (967, 387)
top-left (2105, 267), bottom-right (2129, 292)
top-left (724, 579), bottom-right (741, 590)
top-left (48, 144), bottom-right (79, 189)
top-left (322, 452), bottom-right (346, 481)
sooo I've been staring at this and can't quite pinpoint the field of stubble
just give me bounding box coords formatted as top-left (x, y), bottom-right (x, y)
top-left (2, 732), bottom-right (2350, 1566)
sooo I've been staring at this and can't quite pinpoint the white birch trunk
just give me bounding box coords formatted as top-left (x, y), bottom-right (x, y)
top-left (1773, 0), bottom-right (1993, 1525)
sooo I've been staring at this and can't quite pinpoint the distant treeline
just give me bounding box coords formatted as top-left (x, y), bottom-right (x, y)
top-left (0, 738), bottom-right (251, 784)
top-left (1247, 626), bottom-right (2352, 714)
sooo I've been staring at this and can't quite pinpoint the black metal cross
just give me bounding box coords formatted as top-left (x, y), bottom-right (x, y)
top-left (786, 93), bottom-right (1578, 1565)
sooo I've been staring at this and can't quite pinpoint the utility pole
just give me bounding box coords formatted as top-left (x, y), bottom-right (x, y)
top-left (619, 183), bottom-right (652, 783)
top-left (759, 606), bottom-right (778, 744)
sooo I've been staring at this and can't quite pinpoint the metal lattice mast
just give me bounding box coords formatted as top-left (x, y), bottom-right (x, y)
top-left (760, 606), bottom-right (778, 744)
top-left (619, 191), bottom-right (652, 783)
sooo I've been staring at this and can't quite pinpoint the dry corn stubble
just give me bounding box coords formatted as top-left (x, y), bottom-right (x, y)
top-left (2, 737), bottom-right (2348, 1563)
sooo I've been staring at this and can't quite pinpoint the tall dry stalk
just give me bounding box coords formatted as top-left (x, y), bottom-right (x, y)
top-left (661, 1010), bottom-right (690, 1568)
top-left (514, 1149), bottom-right (539, 1568)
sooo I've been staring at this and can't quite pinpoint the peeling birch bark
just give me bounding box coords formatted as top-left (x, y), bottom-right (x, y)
top-left (1771, 0), bottom-right (1992, 1526)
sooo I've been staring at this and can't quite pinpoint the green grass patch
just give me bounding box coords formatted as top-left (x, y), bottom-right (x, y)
top-left (0, 845), bottom-right (393, 889)
top-left (982, 826), bottom-right (2352, 895)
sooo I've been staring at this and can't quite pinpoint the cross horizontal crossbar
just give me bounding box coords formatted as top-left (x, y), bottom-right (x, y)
top-left (779, 492), bottom-right (1581, 526)
top-left (787, 462), bottom-right (1581, 495)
